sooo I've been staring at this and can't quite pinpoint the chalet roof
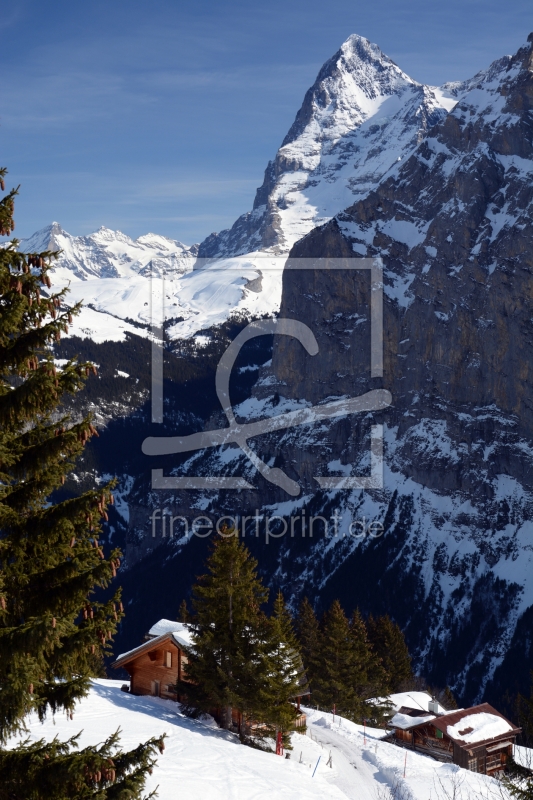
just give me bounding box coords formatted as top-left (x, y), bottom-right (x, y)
top-left (390, 706), bottom-right (435, 730)
top-left (389, 692), bottom-right (447, 715)
top-left (411, 703), bottom-right (521, 749)
top-left (112, 626), bottom-right (192, 669)
top-left (383, 692), bottom-right (449, 729)
top-left (147, 619), bottom-right (190, 639)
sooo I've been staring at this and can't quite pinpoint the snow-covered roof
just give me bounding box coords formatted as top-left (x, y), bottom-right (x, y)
top-left (148, 619), bottom-right (190, 638)
top-left (390, 711), bottom-right (435, 730)
top-left (445, 711), bottom-right (514, 745)
top-left (113, 620), bottom-right (194, 666)
top-left (399, 703), bottom-right (521, 748)
top-left (171, 628), bottom-right (194, 651)
top-left (388, 692), bottom-right (447, 715)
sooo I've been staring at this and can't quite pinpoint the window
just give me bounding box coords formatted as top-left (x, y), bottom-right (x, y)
top-left (165, 651), bottom-right (172, 668)
top-left (436, 729), bottom-right (443, 739)
top-left (467, 758), bottom-right (478, 772)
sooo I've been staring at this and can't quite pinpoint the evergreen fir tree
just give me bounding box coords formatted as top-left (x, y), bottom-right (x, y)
top-left (367, 614), bottom-right (413, 693)
top-left (349, 609), bottom-right (390, 721)
top-left (442, 686), bottom-right (458, 711)
top-left (0, 729), bottom-right (165, 800)
top-left (294, 597), bottom-right (320, 690)
top-left (311, 602), bottom-right (391, 723)
top-left (504, 675), bottom-right (533, 798)
top-left (0, 168), bottom-right (162, 797)
top-left (517, 675), bottom-right (533, 747)
top-left (312, 600), bottom-right (362, 719)
top-left (259, 592), bottom-right (308, 748)
top-left (179, 532), bottom-right (269, 731)
top-left (177, 598), bottom-right (190, 623)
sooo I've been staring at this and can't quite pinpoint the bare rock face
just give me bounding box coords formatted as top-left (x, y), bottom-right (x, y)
top-left (198, 34), bottom-right (453, 258)
top-left (261, 36), bottom-right (533, 702)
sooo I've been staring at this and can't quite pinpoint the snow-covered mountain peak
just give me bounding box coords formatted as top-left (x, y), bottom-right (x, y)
top-left (18, 221), bottom-right (70, 254)
top-left (18, 223), bottom-right (198, 284)
top-left (198, 34), bottom-right (454, 259)
top-left (14, 34), bottom-right (469, 343)
top-left (251, 35), bottom-right (533, 706)
top-left (280, 33), bottom-right (417, 150)
top-left (136, 232), bottom-right (195, 253)
top-left (91, 225), bottom-right (134, 243)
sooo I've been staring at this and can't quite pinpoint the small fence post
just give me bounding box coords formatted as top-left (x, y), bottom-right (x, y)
top-left (312, 756), bottom-right (321, 777)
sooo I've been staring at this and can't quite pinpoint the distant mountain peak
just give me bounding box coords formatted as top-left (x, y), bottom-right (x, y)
top-left (198, 34), bottom-right (451, 259)
top-left (18, 224), bottom-right (197, 284)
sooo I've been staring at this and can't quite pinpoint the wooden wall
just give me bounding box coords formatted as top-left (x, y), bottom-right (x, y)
top-left (126, 642), bottom-right (181, 700)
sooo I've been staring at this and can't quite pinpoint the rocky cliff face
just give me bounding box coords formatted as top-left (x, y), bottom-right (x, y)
top-left (198, 34), bottom-right (455, 258)
top-left (257, 34), bottom-right (533, 702)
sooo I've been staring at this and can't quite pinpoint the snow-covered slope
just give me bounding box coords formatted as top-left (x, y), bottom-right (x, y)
top-left (7, 680), bottom-right (511, 800)
top-left (6, 680), bottom-right (344, 800)
top-left (17, 224), bottom-right (287, 342)
top-left (304, 708), bottom-right (511, 800)
top-left (17, 223), bottom-right (203, 342)
top-left (198, 34), bottom-right (457, 258)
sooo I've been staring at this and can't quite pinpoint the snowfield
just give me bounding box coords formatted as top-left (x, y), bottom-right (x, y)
top-left (8, 680), bottom-right (345, 800)
top-left (303, 708), bottom-right (513, 800)
top-left (7, 680), bottom-right (514, 799)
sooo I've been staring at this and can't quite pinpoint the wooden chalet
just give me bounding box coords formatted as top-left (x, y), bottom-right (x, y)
top-left (112, 619), bottom-right (308, 734)
top-left (112, 619), bottom-right (192, 702)
top-left (388, 699), bottom-right (521, 775)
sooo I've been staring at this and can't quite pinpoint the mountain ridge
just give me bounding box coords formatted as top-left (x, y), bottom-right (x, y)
top-left (19, 221), bottom-right (198, 281)
top-left (197, 33), bottom-right (457, 258)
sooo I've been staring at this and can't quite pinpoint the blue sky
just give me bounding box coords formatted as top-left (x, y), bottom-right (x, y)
top-left (2, 0), bottom-right (531, 245)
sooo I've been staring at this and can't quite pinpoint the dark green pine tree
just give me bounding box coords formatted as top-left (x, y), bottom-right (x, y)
top-left (0, 169), bottom-right (164, 798)
top-left (442, 686), bottom-right (458, 711)
top-left (312, 600), bottom-right (362, 719)
top-left (349, 610), bottom-right (390, 723)
top-left (503, 675), bottom-right (533, 798)
top-left (294, 597), bottom-right (320, 691)
top-left (177, 598), bottom-right (190, 623)
top-left (179, 532), bottom-right (269, 731)
top-left (517, 677), bottom-right (533, 747)
top-left (367, 614), bottom-right (413, 693)
top-left (259, 591), bottom-right (308, 748)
